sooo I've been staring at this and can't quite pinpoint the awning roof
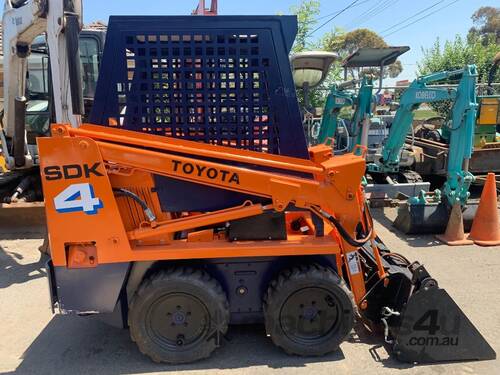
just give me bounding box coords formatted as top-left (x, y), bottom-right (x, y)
top-left (342, 46), bottom-right (410, 68)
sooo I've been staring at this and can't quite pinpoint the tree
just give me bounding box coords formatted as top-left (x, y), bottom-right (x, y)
top-left (468, 6), bottom-right (500, 45)
top-left (290, 0), bottom-right (321, 53)
top-left (418, 35), bottom-right (499, 116)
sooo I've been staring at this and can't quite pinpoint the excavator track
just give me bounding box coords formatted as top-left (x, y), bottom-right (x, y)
top-left (398, 170), bottom-right (423, 184)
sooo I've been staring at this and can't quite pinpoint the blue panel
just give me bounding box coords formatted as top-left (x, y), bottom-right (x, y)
top-left (89, 16), bottom-right (308, 211)
top-left (90, 16), bottom-right (307, 157)
top-left (54, 263), bottom-right (130, 313)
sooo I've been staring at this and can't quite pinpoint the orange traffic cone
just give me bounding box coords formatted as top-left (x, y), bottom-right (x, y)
top-left (436, 203), bottom-right (473, 246)
top-left (468, 173), bottom-right (500, 246)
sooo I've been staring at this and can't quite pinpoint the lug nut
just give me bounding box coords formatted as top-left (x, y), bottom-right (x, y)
top-left (237, 286), bottom-right (248, 295)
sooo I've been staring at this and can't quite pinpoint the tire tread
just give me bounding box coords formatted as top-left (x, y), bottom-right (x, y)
top-left (263, 263), bottom-right (355, 356)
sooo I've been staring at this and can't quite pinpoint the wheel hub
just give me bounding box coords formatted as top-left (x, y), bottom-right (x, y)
top-left (280, 287), bottom-right (340, 343)
top-left (172, 311), bottom-right (186, 325)
top-left (302, 306), bottom-right (319, 321)
top-left (147, 293), bottom-right (209, 349)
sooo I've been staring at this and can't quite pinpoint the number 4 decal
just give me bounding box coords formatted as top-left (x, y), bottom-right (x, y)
top-left (54, 183), bottom-right (103, 215)
top-left (413, 309), bottom-right (441, 335)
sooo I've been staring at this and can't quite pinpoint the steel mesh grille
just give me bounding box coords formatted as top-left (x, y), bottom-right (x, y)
top-left (107, 32), bottom-right (279, 153)
top-left (91, 16), bottom-right (308, 160)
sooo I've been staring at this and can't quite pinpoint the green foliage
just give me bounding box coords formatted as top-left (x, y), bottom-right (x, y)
top-left (321, 28), bottom-right (403, 79)
top-left (393, 86), bottom-right (406, 103)
top-left (468, 6), bottom-right (500, 45)
top-left (418, 34), bottom-right (500, 116)
top-left (413, 109), bottom-right (439, 121)
top-left (339, 28), bottom-right (388, 54)
top-left (339, 106), bottom-right (354, 120)
top-left (290, 0), bottom-right (321, 53)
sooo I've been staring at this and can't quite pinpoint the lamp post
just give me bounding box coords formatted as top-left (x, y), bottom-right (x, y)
top-left (290, 51), bottom-right (338, 113)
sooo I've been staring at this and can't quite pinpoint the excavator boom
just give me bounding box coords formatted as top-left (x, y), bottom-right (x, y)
top-left (369, 79), bottom-right (457, 174)
top-left (316, 76), bottom-right (373, 150)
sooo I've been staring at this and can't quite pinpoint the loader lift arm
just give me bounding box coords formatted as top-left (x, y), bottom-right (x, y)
top-left (40, 123), bottom-right (375, 303)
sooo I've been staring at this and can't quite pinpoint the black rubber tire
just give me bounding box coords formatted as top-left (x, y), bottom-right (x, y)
top-left (263, 264), bottom-right (354, 356)
top-left (128, 267), bottom-right (229, 364)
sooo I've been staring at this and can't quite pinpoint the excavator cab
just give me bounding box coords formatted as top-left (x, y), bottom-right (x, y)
top-left (23, 30), bottom-right (105, 138)
top-left (341, 47), bottom-right (409, 156)
top-left (0, 0), bottom-right (106, 205)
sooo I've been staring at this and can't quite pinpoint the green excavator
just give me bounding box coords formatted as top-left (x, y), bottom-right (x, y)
top-left (367, 66), bottom-right (479, 234)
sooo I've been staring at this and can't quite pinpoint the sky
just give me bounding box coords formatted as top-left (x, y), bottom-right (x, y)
top-left (3, 0), bottom-right (498, 83)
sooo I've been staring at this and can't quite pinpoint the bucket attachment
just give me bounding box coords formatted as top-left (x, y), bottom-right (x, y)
top-left (392, 284), bottom-right (496, 363)
top-left (359, 243), bottom-right (496, 363)
top-left (394, 202), bottom-right (477, 235)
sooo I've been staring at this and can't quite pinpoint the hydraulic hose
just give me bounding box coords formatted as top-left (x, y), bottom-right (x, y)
top-left (65, 13), bottom-right (84, 116)
top-left (3, 175), bottom-right (34, 203)
top-left (313, 204), bottom-right (373, 248)
top-left (113, 188), bottom-right (156, 222)
top-left (13, 96), bottom-right (27, 167)
top-left (382, 252), bottom-right (411, 266)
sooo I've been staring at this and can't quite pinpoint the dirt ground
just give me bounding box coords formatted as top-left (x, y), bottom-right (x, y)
top-left (1, 207), bottom-right (499, 375)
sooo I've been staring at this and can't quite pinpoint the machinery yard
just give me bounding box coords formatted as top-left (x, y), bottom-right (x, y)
top-left (1, 0), bottom-right (500, 373)
top-left (1, 209), bottom-right (500, 375)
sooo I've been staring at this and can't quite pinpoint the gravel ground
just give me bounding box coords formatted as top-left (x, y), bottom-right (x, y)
top-left (0, 207), bottom-right (499, 375)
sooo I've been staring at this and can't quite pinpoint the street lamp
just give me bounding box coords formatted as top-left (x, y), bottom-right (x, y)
top-left (290, 51), bottom-right (338, 111)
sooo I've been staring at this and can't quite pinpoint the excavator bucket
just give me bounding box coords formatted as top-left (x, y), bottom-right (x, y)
top-left (393, 202), bottom-right (478, 234)
top-left (359, 241), bottom-right (495, 363)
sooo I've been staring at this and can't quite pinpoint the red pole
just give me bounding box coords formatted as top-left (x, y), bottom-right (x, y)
top-left (209, 0), bottom-right (218, 15)
top-left (192, 0), bottom-right (218, 16)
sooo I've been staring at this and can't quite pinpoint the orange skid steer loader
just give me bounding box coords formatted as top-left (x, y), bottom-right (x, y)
top-left (40, 124), bottom-right (495, 364)
top-left (37, 15), bottom-right (494, 365)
